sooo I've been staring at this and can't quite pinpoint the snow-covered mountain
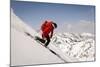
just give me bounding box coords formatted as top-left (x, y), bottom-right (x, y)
top-left (51, 33), bottom-right (95, 61)
top-left (11, 9), bottom-right (95, 66)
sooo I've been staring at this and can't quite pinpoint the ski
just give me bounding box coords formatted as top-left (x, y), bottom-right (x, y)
top-left (25, 32), bottom-right (67, 63)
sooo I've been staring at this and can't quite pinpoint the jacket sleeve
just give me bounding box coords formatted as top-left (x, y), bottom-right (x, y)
top-left (41, 21), bottom-right (47, 31)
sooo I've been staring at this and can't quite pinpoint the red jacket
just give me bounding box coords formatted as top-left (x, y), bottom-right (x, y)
top-left (41, 21), bottom-right (54, 38)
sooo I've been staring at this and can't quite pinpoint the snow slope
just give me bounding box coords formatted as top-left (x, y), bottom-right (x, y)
top-left (11, 9), bottom-right (64, 66)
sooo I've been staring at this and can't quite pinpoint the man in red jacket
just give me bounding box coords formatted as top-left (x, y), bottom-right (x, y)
top-left (36, 20), bottom-right (57, 47)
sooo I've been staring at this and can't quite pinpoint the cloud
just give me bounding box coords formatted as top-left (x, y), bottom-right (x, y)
top-left (57, 20), bottom-right (95, 34)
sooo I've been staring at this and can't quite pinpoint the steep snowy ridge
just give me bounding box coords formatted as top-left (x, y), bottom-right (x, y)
top-left (11, 9), bottom-right (40, 37)
top-left (11, 9), bottom-right (64, 66)
top-left (51, 33), bottom-right (95, 61)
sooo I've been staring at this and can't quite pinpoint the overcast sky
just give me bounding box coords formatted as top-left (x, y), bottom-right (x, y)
top-left (11, 0), bottom-right (95, 34)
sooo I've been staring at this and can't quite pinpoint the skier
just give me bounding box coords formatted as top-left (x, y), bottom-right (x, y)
top-left (36, 20), bottom-right (57, 47)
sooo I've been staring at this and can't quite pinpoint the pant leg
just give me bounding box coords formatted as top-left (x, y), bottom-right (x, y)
top-left (42, 33), bottom-right (44, 39)
top-left (45, 35), bottom-right (50, 47)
